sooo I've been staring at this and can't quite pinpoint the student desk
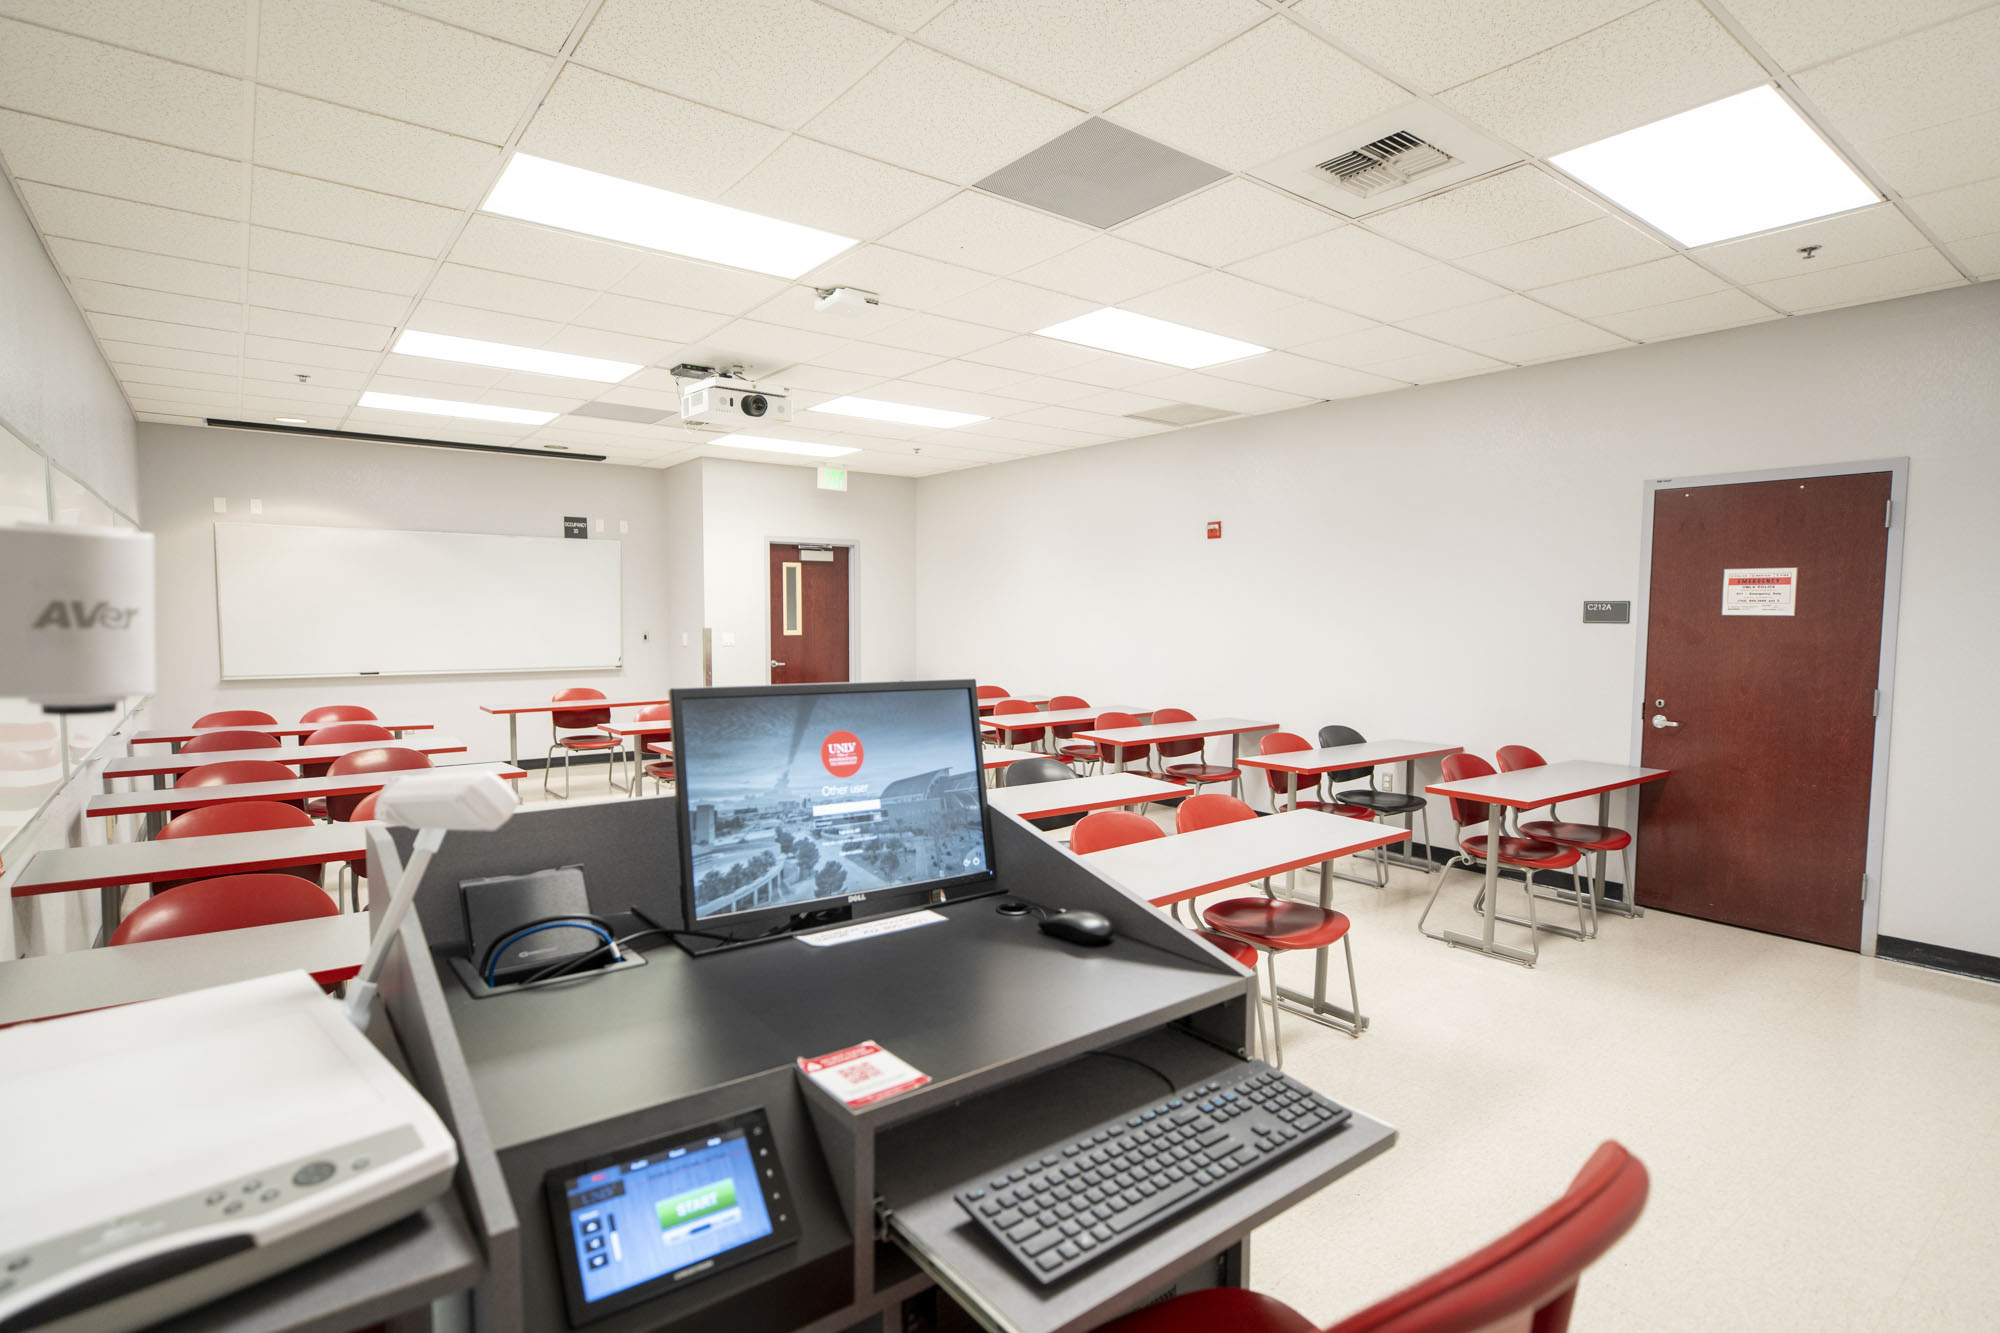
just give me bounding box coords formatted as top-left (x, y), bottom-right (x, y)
top-left (1240, 739), bottom-right (1461, 878)
top-left (103, 734), bottom-right (468, 785)
top-left (13, 824), bottom-right (369, 938)
top-left (982, 707), bottom-right (1109, 752)
top-left (597, 718), bottom-right (672, 794)
top-left (988, 773), bottom-right (1184, 821)
top-left (1079, 810), bottom-right (1408, 1036)
top-left (128, 721), bottom-right (434, 749)
top-left (982, 745), bottom-right (1049, 773)
top-left (478, 697), bottom-right (670, 767)
top-left (1071, 718), bottom-right (1279, 775)
top-left (86, 763), bottom-right (527, 840)
top-left (1424, 761), bottom-right (1669, 965)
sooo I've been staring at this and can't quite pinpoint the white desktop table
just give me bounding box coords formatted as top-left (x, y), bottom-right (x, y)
top-left (1071, 717), bottom-right (1278, 774)
top-left (1240, 738), bottom-right (1461, 875)
top-left (478, 696), bottom-right (670, 767)
top-left (103, 734), bottom-right (467, 784)
top-left (87, 762), bottom-right (526, 839)
top-left (128, 721), bottom-right (434, 749)
top-left (987, 773), bottom-right (1184, 821)
top-left (597, 718), bottom-right (672, 794)
top-left (981, 746), bottom-right (1049, 774)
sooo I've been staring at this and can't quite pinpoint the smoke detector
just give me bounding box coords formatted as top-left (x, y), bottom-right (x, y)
top-left (1254, 102), bottom-right (1520, 218)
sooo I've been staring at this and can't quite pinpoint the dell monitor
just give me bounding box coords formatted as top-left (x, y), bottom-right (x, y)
top-left (669, 680), bottom-right (996, 952)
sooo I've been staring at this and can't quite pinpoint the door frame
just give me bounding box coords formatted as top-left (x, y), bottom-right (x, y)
top-left (1627, 457), bottom-right (1909, 955)
top-left (765, 536), bottom-right (858, 685)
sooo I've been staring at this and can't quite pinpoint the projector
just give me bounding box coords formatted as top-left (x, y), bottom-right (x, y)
top-left (680, 376), bottom-right (790, 428)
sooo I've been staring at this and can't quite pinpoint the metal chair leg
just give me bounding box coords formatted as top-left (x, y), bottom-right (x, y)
top-left (1417, 855), bottom-right (1466, 940)
top-left (1263, 950), bottom-right (1285, 1069)
top-left (1341, 934), bottom-right (1362, 1039)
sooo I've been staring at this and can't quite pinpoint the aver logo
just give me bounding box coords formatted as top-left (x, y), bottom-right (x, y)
top-left (32, 601), bottom-right (139, 630)
top-left (821, 730), bottom-right (863, 778)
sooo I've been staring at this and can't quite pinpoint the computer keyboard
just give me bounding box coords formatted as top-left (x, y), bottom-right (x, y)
top-left (952, 1060), bottom-right (1350, 1284)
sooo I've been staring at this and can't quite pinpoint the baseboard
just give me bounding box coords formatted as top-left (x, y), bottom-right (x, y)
top-left (1876, 936), bottom-right (2000, 984)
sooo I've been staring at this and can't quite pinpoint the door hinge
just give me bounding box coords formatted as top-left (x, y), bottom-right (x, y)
top-left (1872, 689), bottom-right (1880, 717)
top-left (1861, 873), bottom-right (1869, 903)
top-left (1884, 499), bottom-right (1892, 529)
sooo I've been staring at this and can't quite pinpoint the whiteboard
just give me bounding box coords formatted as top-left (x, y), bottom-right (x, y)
top-left (215, 522), bottom-right (622, 679)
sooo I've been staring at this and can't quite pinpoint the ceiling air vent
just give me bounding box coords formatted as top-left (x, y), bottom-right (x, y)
top-left (1126, 403), bottom-right (1233, 427)
top-left (1315, 131), bottom-right (1457, 199)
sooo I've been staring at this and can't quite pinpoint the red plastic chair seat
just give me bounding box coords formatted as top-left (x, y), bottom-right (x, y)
top-left (1286, 799), bottom-right (1376, 820)
top-left (643, 760), bottom-right (676, 779)
top-left (1461, 834), bottom-right (1584, 869)
top-left (1161, 763), bottom-right (1240, 783)
top-left (1519, 821), bottom-right (1631, 852)
top-left (1072, 810), bottom-right (1165, 854)
top-left (555, 735), bottom-right (619, 751)
top-left (109, 873), bottom-right (353, 986)
top-left (1203, 899), bottom-right (1351, 951)
top-left (1102, 1288), bottom-right (1313, 1333)
top-left (1193, 928), bottom-right (1260, 969)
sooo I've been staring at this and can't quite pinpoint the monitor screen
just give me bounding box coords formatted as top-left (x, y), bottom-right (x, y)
top-left (671, 681), bottom-right (992, 938)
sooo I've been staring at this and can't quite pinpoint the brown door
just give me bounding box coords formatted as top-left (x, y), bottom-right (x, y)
top-left (1635, 471), bottom-right (1891, 949)
top-left (768, 544), bottom-right (850, 684)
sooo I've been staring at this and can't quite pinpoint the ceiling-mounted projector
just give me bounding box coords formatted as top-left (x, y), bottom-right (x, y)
top-left (679, 376), bottom-right (791, 429)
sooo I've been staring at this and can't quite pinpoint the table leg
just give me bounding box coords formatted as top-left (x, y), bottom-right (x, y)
top-left (97, 883), bottom-right (122, 943)
top-left (1274, 855), bottom-right (1368, 1033)
top-left (1596, 790), bottom-right (1641, 917)
top-left (506, 715), bottom-right (519, 768)
top-left (1438, 809), bottom-right (1538, 966)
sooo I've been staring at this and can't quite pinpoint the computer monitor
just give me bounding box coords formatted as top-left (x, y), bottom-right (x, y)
top-left (669, 680), bottom-right (996, 951)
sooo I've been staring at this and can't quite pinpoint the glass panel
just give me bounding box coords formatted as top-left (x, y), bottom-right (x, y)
top-left (782, 563), bottom-right (803, 636)
top-left (0, 425), bottom-right (53, 861)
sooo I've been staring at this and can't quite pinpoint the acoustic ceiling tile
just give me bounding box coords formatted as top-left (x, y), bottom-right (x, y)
top-left (99, 340), bottom-right (240, 376)
top-left (477, 385), bottom-right (590, 413)
top-left (539, 325), bottom-right (682, 368)
top-left (1746, 246), bottom-right (1964, 313)
top-left (958, 418), bottom-right (1095, 446)
top-left (1469, 319), bottom-right (1632, 364)
top-left (1720, 0), bottom-right (1992, 71)
top-left (1228, 226), bottom-right (1432, 304)
top-left (854, 382), bottom-right (1024, 418)
top-left (1123, 270), bottom-right (1300, 329)
top-left (1792, 7), bottom-right (2000, 145)
top-left (613, 255), bottom-right (788, 318)
top-left (1693, 204), bottom-right (1930, 285)
top-left (1453, 214), bottom-right (1672, 289)
top-left (1064, 387), bottom-right (1177, 416)
top-left (1946, 231), bottom-right (2000, 277)
top-left (1013, 235), bottom-right (1208, 306)
top-left (449, 215), bottom-right (639, 290)
top-left (484, 370), bottom-right (615, 401)
top-left (1050, 353), bottom-right (1179, 389)
top-left (1112, 177), bottom-right (1339, 268)
top-left (112, 366), bottom-right (241, 395)
top-left (0, 0), bottom-right (246, 73)
top-left (70, 279), bottom-right (243, 330)
top-left (0, 111), bottom-right (242, 217)
top-left (0, 20), bottom-right (247, 156)
top-left (238, 377), bottom-right (359, 405)
top-left (1363, 346), bottom-right (1507, 384)
top-left (1325, 263), bottom-right (1509, 324)
top-left (721, 135), bottom-right (958, 240)
top-left (247, 271), bottom-right (410, 325)
top-left (1289, 0), bottom-right (1650, 94)
top-left (1397, 293), bottom-right (1572, 343)
top-left (1439, 0), bottom-right (1765, 156)
top-left (1366, 167), bottom-right (1607, 259)
top-left (17, 184), bottom-right (241, 266)
top-left (258, 0), bottom-right (551, 144)
top-left (1107, 18), bottom-right (1409, 172)
top-left (570, 294), bottom-right (729, 345)
top-left (916, 0), bottom-right (1267, 111)
top-left (1132, 371), bottom-right (1315, 414)
top-left (1206, 350), bottom-right (1405, 399)
top-left (387, 0), bottom-right (593, 52)
top-left (576, 0), bottom-right (893, 130)
top-left (1530, 255), bottom-right (1730, 318)
top-left (90, 313), bottom-right (241, 355)
top-left (743, 282), bottom-right (902, 336)
top-left (425, 263), bottom-right (597, 323)
top-left (250, 168), bottom-right (461, 256)
top-left (46, 238), bottom-right (241, 302)
top-left (1294, 323), bottom-right (1449, 367)
top-left (404, 298), bottom-right (564, 347)
top-left (246, 306), bottom-right (393, 351)
top-left (810, 340), bottom-right (945, 378)
top-left (928, 278), bottom-right (1097, 333)
top-left (1853, 107), bottom-right (2000, 198)
top-left (241, 358), bottom-right (367, 389)
top-left (979, 375), bottom-right (1098, 405)
top-left (881, 192), bottom-right (1098, 275)
top-left (253, 87), bottom-right (501, 210)
top-left (698, 317), bottom-right (852, 367)
top-left (805, 245), bottom-right (994, 311)
top-left (1904, 176), bottom-right (2000, 242)
top-left (1222, 300), bottom-right (1376, 349)
top-left (803, 43), bottom-right (1083, 185)
top-left (251, 227), bottom-right (435, 295)
top-left (1592, 288), bottom-right (1778, 340)
top-left (518, 65), bottom-right (785, 201)
top-left (869, 312), bottom-right (1012, 357)
top-left (242, 333), bottom-right (383, 371)
top-left (121, 383), bottom-right (231, 409)
top-left (902, 359), bottom-right (1028, 392)
top-left (962, 333), bottom-right (1103, 375)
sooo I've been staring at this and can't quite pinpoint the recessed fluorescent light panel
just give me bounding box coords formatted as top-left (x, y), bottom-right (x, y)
top-left (1550, 86), bottom-right (1878, 248)
top-left (394, 330), bottom-right (640, 384)
top-left (808, 396), bottom-right (989, 429)
top-left (357, 391), bottom-right (557, 426)
top-left (482, 154), bottom-right (858, 279)
top-left (1036, 308), bottom-right (1267, 369)
top-left (719, 434), bottom-right (858, 458)
top-left (274, 417), bottom-right (307, 425)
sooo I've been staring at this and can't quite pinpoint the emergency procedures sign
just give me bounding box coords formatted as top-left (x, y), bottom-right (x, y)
top-left (1722, 567), bottom-right (1796, 616)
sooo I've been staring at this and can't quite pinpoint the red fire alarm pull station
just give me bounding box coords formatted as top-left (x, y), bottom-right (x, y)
top-left (1206, 521), bottom-right (1222, 540)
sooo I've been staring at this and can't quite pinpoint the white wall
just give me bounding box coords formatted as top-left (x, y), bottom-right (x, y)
top-left (137, 423), bottom-right (681, 763)
top-left (696, 458), bottom-right (917, 687)
top-left (658, 459), bottom-right (707, 686)
top-left (911, 282), bottom-right (2000, 960)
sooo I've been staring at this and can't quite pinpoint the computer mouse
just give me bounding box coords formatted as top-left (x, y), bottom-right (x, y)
top-left (1039, 909), bottom-right (1114, 947)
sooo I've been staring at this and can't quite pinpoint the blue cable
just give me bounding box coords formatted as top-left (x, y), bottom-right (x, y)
top-left (484, 920), bottom-right (614, 987)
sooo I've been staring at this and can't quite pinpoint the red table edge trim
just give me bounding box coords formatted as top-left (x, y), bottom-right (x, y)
top-left (1128, 828), bottom-right (1412, 907)
top-left (13, 849), bottom-right (368, 896)
top-left (86, 767), bottom-right (528, 816)
top-left (1239, 746), bottom-right (1466, 773)
top-left (1423, 769), bottom-right (1671, 808)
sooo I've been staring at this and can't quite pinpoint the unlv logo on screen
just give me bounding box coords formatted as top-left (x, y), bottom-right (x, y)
top-left (821, 730), bottom-right (864, 777)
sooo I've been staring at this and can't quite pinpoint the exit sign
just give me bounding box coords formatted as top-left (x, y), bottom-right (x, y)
top-left (817, 466), bottom-right (848, 492)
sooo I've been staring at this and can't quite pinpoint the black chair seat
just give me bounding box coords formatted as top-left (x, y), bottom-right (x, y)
top-left (1335, 788), bottom-right (1426, 815)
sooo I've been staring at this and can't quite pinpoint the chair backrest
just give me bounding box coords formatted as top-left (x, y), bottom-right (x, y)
top-left (975, 685), bottom-right (1010, 701)
top-left (194, 709), bottom-right (276, 729)
top-left (636, 703), bottom-right (672, 723)
top-left (179, 728), bottom-right (282, 755)
top-left (1176, 792), bottom-right (1256, 833)
top-left (1093, 711), bottom-right (1148, 766)
top-left (1070, 810), bottom-right (1164, 854)
top-left (1258, 731), bottom-right (1320, 799)
top-left (300, 722), bottom-right (398, 777)
top-left (552, 686), bottom-right (611, 731)
top-left (109, 873), bottom-right (343, 984)
top-left (1439, 752), bottom-right (1497, 829)
top-left (1048, 695), bottom-right (1091, 739)
top-left (1315, 723), bottom-right (1375, 784)
top-left (155, 801), bottom-right (320, 891)
top-left (1152, 707), bottom-right (1202, 759)
top-left (1002, 757), bottom-right (1076, 787)
top-left (1325, 1141), bottom-right (1648, 1333)
top-left (324, 746), bottom-right (432, 821)
top-left (1497, 745), bottom-right (1548, 774)
top-left (992, 697), bottom-right (1046, 744)
top-left (299, 704), bottom-right (377, 724)
top-left (349, 791), bottom-right (382, 822)
top-left (178, 759), bottom-right (298, 788)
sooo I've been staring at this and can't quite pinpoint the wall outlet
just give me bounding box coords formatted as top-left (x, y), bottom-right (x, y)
top-left (213, 497), bottom-right (227, 513)
top-left (680, 631), bottom-right (689, 647)
top-left (594, 517), bottom-right (604, 533)
top-left (619, 519), bottom-right (629, 534)
top-left (1378, 772), bottom-right (1394, 791)
top-left (250, 498), bottom-right (262, 514)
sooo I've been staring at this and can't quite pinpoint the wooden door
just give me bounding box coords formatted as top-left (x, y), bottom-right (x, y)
top-left (1635, 471), bottom-right (1891, 949)
top-left (768, 544), bottom-right (850, 684)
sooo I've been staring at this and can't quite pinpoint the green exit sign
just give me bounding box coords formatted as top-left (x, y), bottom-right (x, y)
top-left (817, 466), bottom-right (848, 492)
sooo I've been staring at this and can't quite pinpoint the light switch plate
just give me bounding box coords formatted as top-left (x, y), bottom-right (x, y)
top-left (213, 497), bottom-right (227, 513)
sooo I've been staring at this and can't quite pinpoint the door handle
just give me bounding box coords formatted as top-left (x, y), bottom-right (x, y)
top-left (770, 659), bottom-right (786, 668)
top-left (1650, 714), bottom-right (1680, 729)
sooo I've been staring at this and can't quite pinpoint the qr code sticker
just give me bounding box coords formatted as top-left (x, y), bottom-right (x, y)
top-left (838, 1061), bottom-right (880, 1084)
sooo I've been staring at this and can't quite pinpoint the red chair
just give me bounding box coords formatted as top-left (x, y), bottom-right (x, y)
top-left (153, 800), bottom-right (320, 895)
top-left (989, 698), bottom-right (1046, 751)
top-left (1258, 733), bottom-right (1375, 819)
top-left (1498, 745), bottom-right (1632, 936)
top-left (109, 873), bottom-right (354, 988)
top-left (178, 759), bottom-right (298, 788)
top-left (1152, 707), bottom-right (1241, 798)
top-left (178, 728), bottom-right (283, 755)
top-left (633, 704), bottom-right (675, 795)
top-left (348, 791), bottom-right (382, 821)
top-left (546, 688), bottom-right (618, 799)
top-left (1089, 711), bottom-right (1152, 775)
top-left (975, 685), bottom-right (1010, 703)
top-left (1098, 1141), bottom-right (1649, 1333)
top-left (325, 746), bottom-right (431, 822)
top-left (299, 722), bottom-right (395, 781)
top-left (193, 709), bottom-right (276, 729)
top-left (1174, 792), bottom-right (1257, 833)
top-left (1070, 809), bottom-right (1164, 854)
top-left (1419, 754), bottom-right (1589, 962)
top-left (299, 705), bottom-right (377, 724)
top-left (1048, 695), bottom-right (1098, 772)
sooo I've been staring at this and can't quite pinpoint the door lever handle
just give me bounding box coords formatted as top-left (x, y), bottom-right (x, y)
top-left (1650, 714), bottom-right (1680, 729)
top-left (770, 659), bottom-right (786, 668)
